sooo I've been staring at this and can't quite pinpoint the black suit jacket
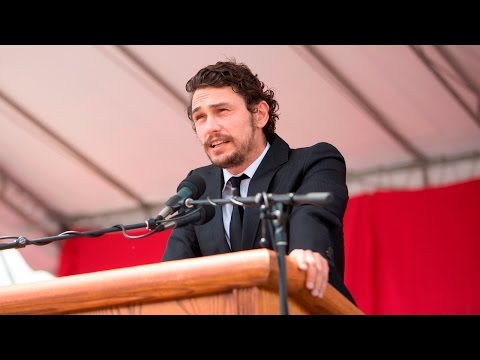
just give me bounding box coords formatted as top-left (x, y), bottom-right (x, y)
top-left (162, 135), bottom-right (354, 302)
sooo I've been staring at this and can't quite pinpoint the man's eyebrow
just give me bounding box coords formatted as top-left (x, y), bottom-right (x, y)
top-left (192, 102), bottom-right (230, 115)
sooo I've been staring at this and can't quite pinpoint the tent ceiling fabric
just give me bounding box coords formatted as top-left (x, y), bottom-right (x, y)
top-left (1, 45), bottom-right (479, 241)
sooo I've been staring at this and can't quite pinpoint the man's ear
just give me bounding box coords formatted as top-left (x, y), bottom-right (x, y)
top-left (255, 101), bottom-right (269, 128)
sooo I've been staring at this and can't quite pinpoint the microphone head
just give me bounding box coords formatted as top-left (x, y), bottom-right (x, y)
top-left (177, 174), bottom-right (206, 200)
top-left (193, 205), bottom-right (215, 225)
top-left (173, 205), bottom-right (216, 228)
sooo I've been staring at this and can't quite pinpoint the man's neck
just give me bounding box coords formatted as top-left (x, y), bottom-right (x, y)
top-left (227, 137), bottom-right (268, 175)
top-left (223, 142), bottom-right (271, 183)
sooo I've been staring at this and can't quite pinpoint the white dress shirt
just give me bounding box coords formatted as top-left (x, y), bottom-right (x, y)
top-left (222, 143), bottom-right (270, 249)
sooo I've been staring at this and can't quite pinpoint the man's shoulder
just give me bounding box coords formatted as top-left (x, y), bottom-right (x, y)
top-left (292, 141), bottom-right (344, 157)
top-left (190, 164), bottom-right (219, 176)
top-left (269, 135), bottom-right (345, 165)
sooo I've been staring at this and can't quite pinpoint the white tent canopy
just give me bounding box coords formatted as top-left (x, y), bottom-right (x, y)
top-left (1, 45), bottom-right (479, 270)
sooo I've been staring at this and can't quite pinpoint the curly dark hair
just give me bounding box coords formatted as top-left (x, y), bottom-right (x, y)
top-left (186, 59), bottom-right (279, 142)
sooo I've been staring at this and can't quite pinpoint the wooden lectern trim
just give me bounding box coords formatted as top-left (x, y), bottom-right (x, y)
top-left (0, 249), bottom-right (362, 315)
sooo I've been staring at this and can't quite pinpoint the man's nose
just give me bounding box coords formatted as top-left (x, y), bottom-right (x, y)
top-left (204, 115), bottom-right (221, 132)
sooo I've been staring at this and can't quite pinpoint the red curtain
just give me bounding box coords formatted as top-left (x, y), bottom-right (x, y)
top-left (344, 178), bottom-right (480, 314)
top-left (58, 179), bottom-right (480, 314)
top-left (57, 228), bottom-right (171, 276)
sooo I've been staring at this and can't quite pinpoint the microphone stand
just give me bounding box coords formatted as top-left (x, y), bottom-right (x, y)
top-left (0, 209), bottom-right (203, 251)
top-left (272, 202), bottom-right (290, 315)
top-left (259, 198), bottom-right (290, 315)
top-left (188, 192), bottom-right (334, 316)
top-left (0, 222), bottom-right (148, 251)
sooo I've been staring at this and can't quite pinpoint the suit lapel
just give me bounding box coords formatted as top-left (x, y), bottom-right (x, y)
top-left (242, 136), bottom-right (290, 250)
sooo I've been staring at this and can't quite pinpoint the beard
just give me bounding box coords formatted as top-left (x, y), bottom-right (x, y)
top-left (204, 117), bottom-right (257, 169)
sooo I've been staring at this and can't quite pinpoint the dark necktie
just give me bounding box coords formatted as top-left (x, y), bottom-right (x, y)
top-left (229, 174), bottom-right (249, 252)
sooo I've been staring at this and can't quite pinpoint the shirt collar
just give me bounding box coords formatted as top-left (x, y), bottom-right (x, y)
top-left (222, 142), bottom-right (271, 190)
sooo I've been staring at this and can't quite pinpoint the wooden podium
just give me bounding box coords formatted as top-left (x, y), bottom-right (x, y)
top-left (0, 249), bottom-right (362, 315)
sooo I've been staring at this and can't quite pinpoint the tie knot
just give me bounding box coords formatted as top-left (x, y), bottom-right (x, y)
top-left (229, 174), bottom-right (249, 196)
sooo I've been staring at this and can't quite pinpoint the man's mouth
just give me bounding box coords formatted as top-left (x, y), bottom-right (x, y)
top-left (210, 140), bottom-right (229, 148)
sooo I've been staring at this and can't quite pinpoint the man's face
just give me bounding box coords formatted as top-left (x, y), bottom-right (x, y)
top-left (191, 86), bottom-right (266, 174)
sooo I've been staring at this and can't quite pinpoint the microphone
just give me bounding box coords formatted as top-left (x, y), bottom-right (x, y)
top-left (156, 174), bottom-right (206, 220)
top-left (158, 205), bottom-right (215, 230)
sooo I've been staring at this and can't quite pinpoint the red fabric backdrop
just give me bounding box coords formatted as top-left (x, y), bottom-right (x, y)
top-left (344, 178), bottom-right (480, 314)
top-left (58, 179), bottom-right (480, 314)
top-left (57, 229), bottom-right (171, 276)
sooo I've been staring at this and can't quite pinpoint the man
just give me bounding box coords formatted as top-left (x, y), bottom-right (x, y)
top-left (162, 59), bottom-right (354, 303)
